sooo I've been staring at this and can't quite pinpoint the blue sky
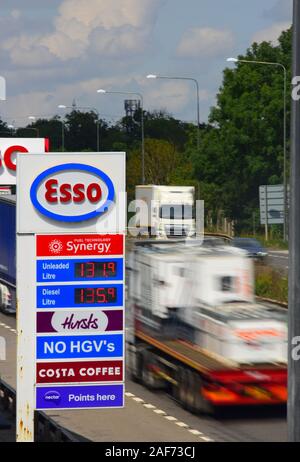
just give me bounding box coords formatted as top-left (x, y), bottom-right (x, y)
top-left (0, 0), bottom-right (293, 127)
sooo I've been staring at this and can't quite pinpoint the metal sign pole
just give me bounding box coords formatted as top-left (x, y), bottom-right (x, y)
top-left (288, 0), bottom-right (300, 442)
top-left (264, 185), bottom-right (268, 241)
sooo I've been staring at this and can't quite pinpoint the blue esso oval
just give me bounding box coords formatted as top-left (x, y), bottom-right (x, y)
top-left (30, 163), bottom-right (115, 222)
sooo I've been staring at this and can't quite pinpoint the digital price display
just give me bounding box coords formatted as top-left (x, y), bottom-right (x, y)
top-left (36, 258), bottom-right (123, 282)
top-left (37, 284), bottom-right (123, 308)
top-left (75, 287), bottom-right (117, 305)
top-left (75, 261), bottom-right (117, 279)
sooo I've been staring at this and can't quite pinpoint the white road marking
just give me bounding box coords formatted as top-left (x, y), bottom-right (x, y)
top-left (176, 421), bottom-right (189, 428)
top-left (133, 397), bottom-right (144, 403)
top-left (189, 429), bottom-right (203, 436)
top-left (144, 403), bottom-right (156, 409)
top-left (154, 409), bottom-right (166, 415)
top-left (165, 415), bottom-right (177, 421)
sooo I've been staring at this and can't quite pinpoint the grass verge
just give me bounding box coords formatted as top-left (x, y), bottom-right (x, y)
top-left (255, 264), bottom-right (288, 303)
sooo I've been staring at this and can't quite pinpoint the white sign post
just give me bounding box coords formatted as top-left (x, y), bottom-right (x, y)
top-left (16, 153), bottom-right (126, 442)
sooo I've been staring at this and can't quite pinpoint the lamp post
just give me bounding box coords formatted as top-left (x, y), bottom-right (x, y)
top-left (147, 74), bottom-right (200, 150)
top-left (27, 116), bottom-right (40, 137)
top-left (227, 57), bottom-right (288, 241)
top-left (9, 120), bottom-right (39, 137)
top-left (58, 104), bottom-right (101, 151)
top-left (97, 89), bottom-right (145, 184)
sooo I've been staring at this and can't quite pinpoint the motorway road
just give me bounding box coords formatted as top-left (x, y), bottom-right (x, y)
top-left (266, 250), bottom-right (289, 275)
top-left (0, 311), bottom-right (287, 443)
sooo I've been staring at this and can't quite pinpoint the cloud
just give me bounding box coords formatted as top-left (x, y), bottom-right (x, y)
top-left (2, 74), bottom-right (140, 125)
top-left (176, 27), bottom-right (234, 58)
top-left (252, 21), bottom-right (291, 45)
top-left (144, 79), bottom-right (211, 118)
top-left (3, 35), bottom-right (55, 67)
top-left (5, 0), bottom-right (165, 63)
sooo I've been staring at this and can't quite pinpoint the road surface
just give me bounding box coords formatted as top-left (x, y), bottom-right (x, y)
top-left (266, 251), bottom-right (289, 275)
top-left (0, 311), bottom-right (287, 442)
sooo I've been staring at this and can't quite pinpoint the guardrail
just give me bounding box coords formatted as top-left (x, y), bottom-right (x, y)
top-left (256, 296), bottom-right (288, 309)
top-left (0, 378), bottom-right (82, 442)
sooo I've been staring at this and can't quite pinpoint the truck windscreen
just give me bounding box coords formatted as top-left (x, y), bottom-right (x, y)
top-left (159, 204), bottom-right (194, 220)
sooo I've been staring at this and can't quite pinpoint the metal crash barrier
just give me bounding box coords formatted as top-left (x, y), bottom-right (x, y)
top-left (0, 378), bottom-right (82, 442)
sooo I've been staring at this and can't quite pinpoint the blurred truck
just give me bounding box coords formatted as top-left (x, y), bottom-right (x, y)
top-left (135, 185), bottom-right (195, 238)
top-left (0, 195), bottom-right (16, 314)
top-left (127, 241), bottom-right (287, 412)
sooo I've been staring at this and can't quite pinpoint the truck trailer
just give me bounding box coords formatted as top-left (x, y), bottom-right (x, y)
top-left (127, 241), bottom-right (287, 412)
top-left (0, 195), bottom-right (16, 314)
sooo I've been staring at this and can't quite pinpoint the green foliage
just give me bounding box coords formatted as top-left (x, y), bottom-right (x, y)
top-left (191, 27), bottom-right (292, 232)
top-left (127, 138), bottom-right (190, 201)
top-left (255, 264), bottom-right (288, 303)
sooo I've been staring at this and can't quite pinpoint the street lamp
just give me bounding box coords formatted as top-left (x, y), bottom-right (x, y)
top-left (58, 104), bottom-right (101, 152)
top-left (27, 116), bottom-right (40, 137)
top-left (226, 57), bottom-right (288, 241)
top-left (97, 89), bottom-right (145, 184)
top-left (147, 73), bottom-right (201, 150)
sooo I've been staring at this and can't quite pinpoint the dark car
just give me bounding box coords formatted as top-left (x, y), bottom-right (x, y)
top-left (232, 238), bottom-right (268, 260)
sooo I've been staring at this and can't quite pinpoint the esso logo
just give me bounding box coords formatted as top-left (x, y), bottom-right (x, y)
top-left (30, 163), bottom-right (115, 222)
top-left (0, 145), bottom-right (28, 171)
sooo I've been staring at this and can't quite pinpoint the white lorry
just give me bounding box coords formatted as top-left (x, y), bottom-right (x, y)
top-left (127, 241), bottom-right (287, 411)
top-left (135, 185), bottom-right (195, 238)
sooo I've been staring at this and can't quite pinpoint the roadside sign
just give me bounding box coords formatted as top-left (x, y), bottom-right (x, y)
top-left (0, 138), bottom-right (49, 185)
top-left (259, 184), bottom-right (289, 225)
top-left (16, 152), bottom-right (125, 441)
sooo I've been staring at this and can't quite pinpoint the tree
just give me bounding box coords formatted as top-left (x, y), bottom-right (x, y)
top-left (191, 27), bottom-right (292, 231)
top-left (127, 138), bottom-right (194, 201)
top-left (64, 110), bottom-right (108, 152)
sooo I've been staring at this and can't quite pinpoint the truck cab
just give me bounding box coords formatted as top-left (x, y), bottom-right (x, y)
top-left (135, 185), bottom-right (195, 239)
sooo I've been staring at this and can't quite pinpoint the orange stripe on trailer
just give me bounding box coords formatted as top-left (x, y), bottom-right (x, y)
top-left (136, 330), bottom-right (211, 374)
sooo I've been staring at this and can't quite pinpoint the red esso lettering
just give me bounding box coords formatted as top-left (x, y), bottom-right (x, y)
top-left (45, 179), bottom-right (102, 204)
top-left (1, 145), bottom-right (28, 170)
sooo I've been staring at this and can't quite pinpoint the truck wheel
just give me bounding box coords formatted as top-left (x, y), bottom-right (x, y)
top-left (141, 351), bottom-right (162, 390)
top-left (178, 367), bottom-right (189, 410)
top-left (192, 373), bottom-right (214, 415)
top-left (130, 349), bottom-right (143, 383)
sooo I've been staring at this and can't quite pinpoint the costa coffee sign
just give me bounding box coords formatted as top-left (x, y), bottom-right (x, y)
top-left (30, 163), bottom-right (115, 222)
top-left (0, 138), bottom-right (49, 185)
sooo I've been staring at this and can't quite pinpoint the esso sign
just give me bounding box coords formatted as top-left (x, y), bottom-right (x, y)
top-left (0, 138), bottom-right (48, 185)
top-left (30, 163), bottom-right (115, 222)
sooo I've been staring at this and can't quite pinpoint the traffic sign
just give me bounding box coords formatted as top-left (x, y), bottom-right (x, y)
top-left (259, 184), bottom-right (289, 225)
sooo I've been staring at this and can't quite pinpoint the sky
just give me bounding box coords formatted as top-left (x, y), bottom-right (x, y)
top-left (0, 0), bottom-right (293, 127)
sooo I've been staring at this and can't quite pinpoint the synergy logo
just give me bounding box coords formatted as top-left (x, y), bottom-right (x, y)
top-left (30, 163), bottom-right (115, 222)
top-left (44, 390), bottom-right (61, 405)
top-left (48, 239), bottom-right (64, 254)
